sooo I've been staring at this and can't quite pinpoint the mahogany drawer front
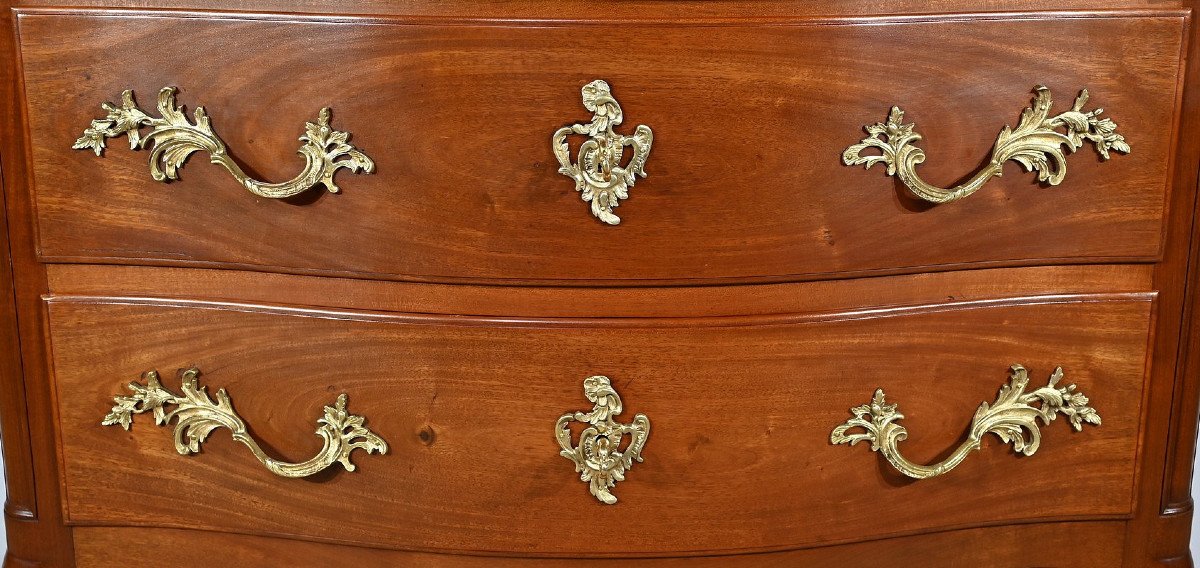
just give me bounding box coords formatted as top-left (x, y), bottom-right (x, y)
top-left (50, 294), bottom-right (1150, 555)
top-left (18, 10), bottom-right (1183, 284)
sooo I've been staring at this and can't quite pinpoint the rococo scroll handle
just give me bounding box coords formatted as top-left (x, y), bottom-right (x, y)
top-left (831, 365), bottom-right (1100, 479)
top-left (74, 87), bottom-right (375, 199)
top-left (102, 368), bottom-right (387, 478)
top-left (843, 86), bottom-right (1129, 203)
top-left (552, 80), bottom-right (654, 225)
top-left (555, 375), bottom-right (650, 504)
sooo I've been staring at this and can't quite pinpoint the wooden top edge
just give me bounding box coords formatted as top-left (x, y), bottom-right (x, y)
top-left (11, 5), bottom-right (1191, 26)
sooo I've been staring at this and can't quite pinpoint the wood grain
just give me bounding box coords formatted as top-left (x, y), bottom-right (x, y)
top-left (1121, 0), bottom-right (1200, 563)
top-left (50, 295), bottom-right (1151, 555)
top-left (0, 1), bottom-right (76, 565)
top-left (0, 1), bottom-right (1195, 565)
top-left (3, 1), bottom-right (1178, 19)
top-left (44, 263), bottom-right (1155, 318)
top-left (72, 522), bottom-right (1129, 567)
top-left (16, 11), bottom-right (1184, 284)
top-left (0, 144), bottom-right (36, 523)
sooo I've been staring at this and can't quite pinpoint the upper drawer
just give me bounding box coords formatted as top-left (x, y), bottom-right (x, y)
top-left (18, 10), bottom-right (1185, 284)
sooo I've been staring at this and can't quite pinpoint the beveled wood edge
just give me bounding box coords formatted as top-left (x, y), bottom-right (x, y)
top-left (1149, 7), bottom-right (1200, 562)
top-left (10, 5), bottom-right (1191, 26)
top-left (44, 263), bottom-right (1156, 319)
top-left (1160, 9), bottom-right (1200, 517)
top-left (0, 138), bottom-right (36, 523)
top-left (62, 516), bottom-right (1134, 561)
top-left (41, 291), bottom-right (1157, 329)
top-left (1126, 288), bottom-right (1162, 542)
top-left (1153, 8), bottom-right (1194, 263)
top-left (0, 3), bottom-right (75, 563)
top-left (1124, 2), bottom-right (1200, 564)
top-left (43, 292), bottom-right (77, 561)
top-left (31, 255), bottom-right (1167, 289)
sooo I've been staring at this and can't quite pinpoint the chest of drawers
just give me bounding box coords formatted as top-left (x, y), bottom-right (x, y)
top-left (2, 1), bottom-right (1200, 566)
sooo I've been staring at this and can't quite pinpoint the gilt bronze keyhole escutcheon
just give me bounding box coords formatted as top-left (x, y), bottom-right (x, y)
top-left (552, 80), bottom-right (654, 225)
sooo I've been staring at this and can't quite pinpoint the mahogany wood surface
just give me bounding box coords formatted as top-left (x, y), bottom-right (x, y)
top-left (44, 263), bottom-right (1155, 318)
top-left (1, 2), bottom-right (76, 565)
top-left (71, 522), bottom-right (1130, 567)
top-left (1, 1), bottom-right (1199, 566)
top-left (2, 0), bottom-right (1178, 17)
top-left (1123, 0), bottom-right (1200, 563)
top-left (0, 155), bottom-right (34, 523)
top-left (15, 10), bottom-right (1185, 284)
top-left (50, 295), bottom-right (1151, 555)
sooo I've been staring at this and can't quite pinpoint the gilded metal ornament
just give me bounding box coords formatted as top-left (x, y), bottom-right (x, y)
top-left (831, 365), bottom-right (1100, 479)
top-left (552, 80), bottom-right (654, 225)
top-left (555, 375), bottom-right (650, 504)
top-left (73, 87), bottom-right (375, 198)
top-left (102, 368), bottom-right (387, 478)
top-left (843, 86), bottom-right (1129, 203)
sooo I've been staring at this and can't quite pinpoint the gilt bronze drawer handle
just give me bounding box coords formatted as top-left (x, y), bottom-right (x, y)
top-left (552, 80), bottom-right (654, 225)
top-left (555, 375), bottom-right (650, 504)
top-left (843, 86), bottom-right (1129, 203)
top-left (831, 365), bottom-right (1100, 479)
top-left (73, 87), bottom-right (375, 198)
top-left (101, 368), bottom-right (387, 478)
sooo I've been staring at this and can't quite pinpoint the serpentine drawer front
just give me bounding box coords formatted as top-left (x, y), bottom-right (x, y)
top-left (48, 292), bottom-right (1149, 555)
top-left (5, 1), bottom-right (1200, 567)
top-left (19, 10), bottom-right (1183, 284)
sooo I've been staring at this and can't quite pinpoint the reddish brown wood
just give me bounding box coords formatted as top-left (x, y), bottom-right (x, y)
top-left (0, 2), bottom-right (74, 566)
top-left (1122, 1), bottom-right (1200, 565)
top-left (71, 522), bottom-right (1129, 567)
top-left (13, 10), bottom-right (1185, 285)
top-left (0, 1), bottom-right (1197, 566)
top-left (44, 263), bottom-right (1155, 318)
top-left (0, 1), bottom-right (1175, 18)
top-left (49, 295), bottom-right (1150, 555)
top-left (0, 138), bottom-right (36, 522)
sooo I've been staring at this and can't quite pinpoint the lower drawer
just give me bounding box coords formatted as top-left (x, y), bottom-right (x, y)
top-left (49, 293), bottom-right (1151, 555)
